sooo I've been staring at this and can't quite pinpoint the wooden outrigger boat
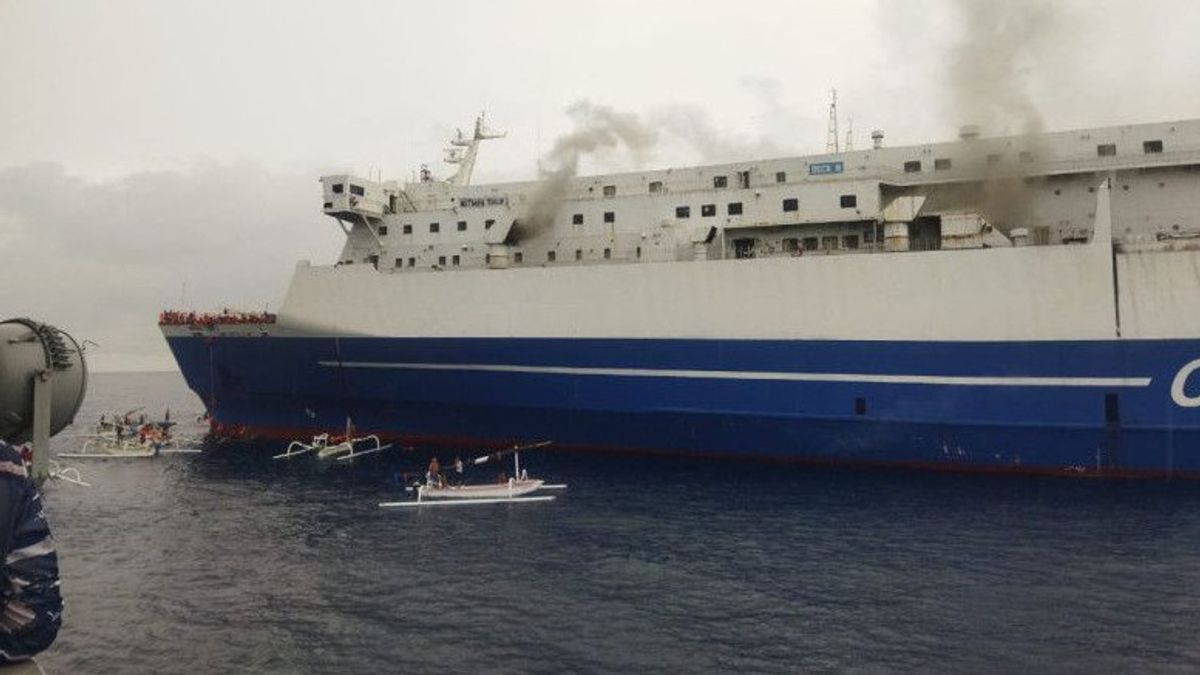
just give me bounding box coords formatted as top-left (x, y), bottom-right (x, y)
top-left (380, 441), bottom-right (565, 508)
top-left (57, 435), bottom-right (201, 459)
top-left (273, 419), bottom-right (393, 462)
top-left (62, 408), bottom-right (200, 459)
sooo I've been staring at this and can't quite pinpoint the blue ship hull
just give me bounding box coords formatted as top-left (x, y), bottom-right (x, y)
top-left (166, 335), bottom-right (1200, 476)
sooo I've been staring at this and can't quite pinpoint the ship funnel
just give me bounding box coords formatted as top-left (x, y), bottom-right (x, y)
top-left (871, 130), bottom-right (884, 150)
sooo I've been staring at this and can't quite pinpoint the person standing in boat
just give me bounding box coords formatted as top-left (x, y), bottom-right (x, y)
top-left (0, 440), bottom-right (62, 663)
top-left (426, 457), bottom-right (442, 488)
top-left (452, 457), bottom-right (464, 486)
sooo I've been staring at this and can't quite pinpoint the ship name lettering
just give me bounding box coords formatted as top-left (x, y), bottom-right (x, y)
top-left (1170, 358), bottom-right (1200, 408)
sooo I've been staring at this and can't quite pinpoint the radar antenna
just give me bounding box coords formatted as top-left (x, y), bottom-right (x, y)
top-left (444, 112), bottom-right (506, 186)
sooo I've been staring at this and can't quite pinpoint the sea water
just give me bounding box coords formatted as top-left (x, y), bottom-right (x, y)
top-left (36, 372), bottom-right (1200, 673)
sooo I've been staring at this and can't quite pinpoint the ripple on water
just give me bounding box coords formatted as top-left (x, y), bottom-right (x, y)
top-left (33, 373), bottom-right (1200, 673)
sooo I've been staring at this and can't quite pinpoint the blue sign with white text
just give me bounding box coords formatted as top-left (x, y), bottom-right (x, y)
top-left (809, 161), bottom-right (844, 176)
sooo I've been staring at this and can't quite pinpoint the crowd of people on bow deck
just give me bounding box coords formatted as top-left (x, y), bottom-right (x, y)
top-left (157, 309), bottom-right (277, 327)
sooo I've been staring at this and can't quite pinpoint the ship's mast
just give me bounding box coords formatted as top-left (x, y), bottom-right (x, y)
top-left (825, 88), bottom-right (840, 154)
top-left (444, 112), bottom-right (506, 186)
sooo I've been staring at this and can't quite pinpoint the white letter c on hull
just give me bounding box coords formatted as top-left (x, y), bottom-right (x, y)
top-left (1171, 358), bottom-right (1200, 408)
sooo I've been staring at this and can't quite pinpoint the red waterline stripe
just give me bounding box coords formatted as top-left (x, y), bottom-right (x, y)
top-left (205, 421), bottom-right (1200, 481)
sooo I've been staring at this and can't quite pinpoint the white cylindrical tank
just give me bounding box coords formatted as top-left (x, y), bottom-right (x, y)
top-left (487, 244), bottom-right (510, 269)
top-left (1010, 227), bottom-right (1030, 247)
top-left (883, 222), bottom-right (910, 252)
top-left (941, 214), bottom-right (985, 249)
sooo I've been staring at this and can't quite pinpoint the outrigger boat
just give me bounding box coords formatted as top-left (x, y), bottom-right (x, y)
top-left (60, 412), bottom-right (201, 459)
top-left (57, 435), bottom-right (201, 459)
top-left (380, 441), bottom-right (565, 508)
top-left (273, 419), bottom-right (394, 462)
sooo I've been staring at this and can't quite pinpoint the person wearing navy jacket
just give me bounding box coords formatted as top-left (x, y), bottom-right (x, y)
top-left (0, 441), bottom-right (61, 663)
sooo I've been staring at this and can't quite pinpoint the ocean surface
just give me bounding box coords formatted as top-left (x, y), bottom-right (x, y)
top-left (34, 371), bottom-right (1200, 673)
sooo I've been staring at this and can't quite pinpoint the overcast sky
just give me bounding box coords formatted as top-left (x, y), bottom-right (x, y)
top-left (2, 0), bottom-right (1199, 371)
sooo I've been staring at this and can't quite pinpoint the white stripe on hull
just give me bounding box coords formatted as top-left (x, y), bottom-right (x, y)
top-left (319, 360), bottom-right (1152, 388)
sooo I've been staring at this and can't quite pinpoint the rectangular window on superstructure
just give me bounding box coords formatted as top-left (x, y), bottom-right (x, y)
top-left (350, 185), bottom-right (365, 196)
top-left (802, 236), bottom-right (819, 251)
top-left (430, 222), bottom-right (440, 233)
top-left (323, 201), bottom-right (333, 209)
top-left (649, 181), bottom-right (663, 193)
top-left (514, 252), bottom-right (524, 264)
top-left (840, 194), bottom-right (857, 208)
top-left (713, 175), bottom-right (728, 188)
top-left (403, 224), bottom-right (412, 234)
top-left (603, 185), bottom-right (617, 197)
top-left (485, 219), bottom-right (495, 229)
top-left (394, 257), bottom-right (402, 268)
top-left (636, 246), bottom-right (642, 259)
top-left (864, 228), bottom-right (875, 243)
top-left (701, 204), bottom-right (716, 217)
top-left (737, 171), bottom-right (750, 188)
top-left (1097, 144), bottom-right (1117, 157)
top-left (775, 171), bottom-right (786, 183)
top-left (604, 211), bottom-right (615, 223)
top-left (332, 183), bottom-right (344, 194)
top-left (452, 255), bottom-right (460, 266)
top-left (727, 202), bottom-right (743, 215)
top-left (547, 251), bottom-right (556, 262)
top-left (603, 248), bottom-right (611, 259)
top-left (575, 249), bottom-right (582, 261)
top-left (782, 198), bottom-right (799, 212)
top-left (438, 255), bottom-right (446, 266)
top-left (407, 257), bottom-right (415, 267)
top-left (782, 238), bottom-right (799, 253)
top-left (457, 221), bottom-right (467, 231)
top-left (821, 235), bottom-right (839, 250)
top-left (904, 160), bottom-right (921, 173)
top-left (572, 213), bottom-right (584, 225)
top-left (676, 206), bottom-right (690, 218)
top-left (844, 234), bottom-right (860, 249)
top-left (934, 158), bottom-right (952, 171)
top-left (1144, 140), bottom-right (1164, 154)
top-left (378, 225), bottom-right (388, 236)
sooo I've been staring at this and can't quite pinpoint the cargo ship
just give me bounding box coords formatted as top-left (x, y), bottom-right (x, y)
top-left (161, 114), bottom-right (1200, 476)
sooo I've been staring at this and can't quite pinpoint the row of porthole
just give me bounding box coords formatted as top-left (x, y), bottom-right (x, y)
top-left (379, 190), bottom-right (861, 237)
top-left (385, 246), bottom-right (631, 270)
top-left (378, 219), bottom-right (498, 236)
top-left (902, 139), bottom-right (1167, 174)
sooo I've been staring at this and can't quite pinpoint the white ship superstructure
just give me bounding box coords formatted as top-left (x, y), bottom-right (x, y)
top-left (321, 117), bottom-right (1200, 276)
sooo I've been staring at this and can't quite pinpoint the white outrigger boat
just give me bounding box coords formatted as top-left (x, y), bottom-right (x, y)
top-left (380, 441), bottom-right (565, 508)
top-left (273, 419), bottom-right (394, 462)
